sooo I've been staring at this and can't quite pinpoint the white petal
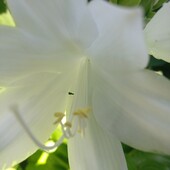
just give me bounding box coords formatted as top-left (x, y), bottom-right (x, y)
top-left (0, 27), bottom-right (80, 84)
top-left (87, 0), bottom-right (148, 73)
top-left (144, 2), bottom-right (170, 62)
top-left (0, 71), bottom-right (77, 168)
top-left (68, 58), bottom-right (127, 170)
top-left (92, 69), bottom-right (170, 155)
top-left (68, 114), bottom-right (127, 170)
top-left (7, 0), bottom-right (98, 48)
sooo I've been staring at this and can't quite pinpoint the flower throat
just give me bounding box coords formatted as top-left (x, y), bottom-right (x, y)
top-left (11, 58), bottom-right (90, 152)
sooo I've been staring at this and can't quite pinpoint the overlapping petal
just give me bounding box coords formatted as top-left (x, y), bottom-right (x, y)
top-left (92, 69), bottom-right (170, 155)
top-left (7, 0), bottom-right (98, 48)
top-left (0, 26), bottom-right (81, 84)
top-left (1, 0), bottom-right (98, 83)
top-left (68, 114), bottom-right (127, 170)
top-left (87, 0), bottom-right (149, 73)
top-left (144, 2), bottom-right (170, 62)
top-left (0, 0), bottom-right (98, 168)
top-left (1, 0), bottom-right (170, 169)
top-left (0, 70), bottom-right (79, 168)
top-left (68, 58), bottom-right (127, 170)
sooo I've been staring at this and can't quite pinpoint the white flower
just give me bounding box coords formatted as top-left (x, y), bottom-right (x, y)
top-left (144, 2), bottom-right (170, 62)
top-left (1, 0), bottom-right (170, 170)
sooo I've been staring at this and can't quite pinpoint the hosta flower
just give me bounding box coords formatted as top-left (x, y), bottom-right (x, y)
top-left (1, 0), bottom-right (170, 170)
top-left (144, 2), bottom-right (170, 62)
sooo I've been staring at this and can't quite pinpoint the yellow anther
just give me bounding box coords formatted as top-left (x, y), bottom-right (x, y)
top-left (54, 112), bottom-right (65, 117)
top-left (64, 122), bottom-right (72, 128)
top-left (53, 112), bottom-right (65, 125)
top-left (53, 108), bottom-right (90, 137)
top-left (73, 108), bottom-right (90, 118)
top-left (77, 129), bottom-right (82, 134)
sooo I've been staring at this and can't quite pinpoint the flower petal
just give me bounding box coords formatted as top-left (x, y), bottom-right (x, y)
top-left (87, 0), bottom-right (148, 73)
top-left (92, 69), bottom-right (170, 155)
top-left (7, 0), bottom-right (98, 48)
top-left (68, 114), bottom-right (127, 170)
top-left (0, 71), bottom-right (77, 168)
top-left (144, 2), bottom-right (170, 62)
top-left (0, 26), bottom-right (80, 84)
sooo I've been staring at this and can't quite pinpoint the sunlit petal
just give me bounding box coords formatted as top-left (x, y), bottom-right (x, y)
top-left (93, 69), bottom-right (170, 155)
top-left (7, 0), bottom-right (98, 48)
top-left (0, 26), bottom-right (81, 84)
top-left (144, 2), bottom-right (170, 62)
top-left (0, 71), bottom-right (78, 168)
top-left (87, 0), bottom-right (148, 73)
top-left (68, 114), bottom-right (127, 170)
top-left (68, 58), bottom-right (127, 170)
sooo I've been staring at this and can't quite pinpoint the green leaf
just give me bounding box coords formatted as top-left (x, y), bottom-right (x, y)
top-left (147, 56), bottom-right (165, 69)
top-left (26, 144), bottom-right (69, 170)
top-left (122, 143), bottom-right (134, 154)
top-left (153, 0), bottom-right (168, 10)
top-left (147, 56), bottom-right (170, 79)
top-left (118, 0), bottom-right (141, 6)
top-left (140, 0), bottom-right (155, 16)
top-left (0, 0), bottom-right (7, 14)
top-left (109, 0), bottom-right (141, 6)
top-left (109, 0), bottom-right (118, 4)
top-left (126, 150), bottom-right (170, 170)
top-left (15, 143), bottom-right (69, 170)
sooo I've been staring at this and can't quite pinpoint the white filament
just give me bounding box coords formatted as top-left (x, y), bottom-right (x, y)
top-left (11, 105), bottom-right (65, 152)
top-left (10, 105), bottom-right (89, 152)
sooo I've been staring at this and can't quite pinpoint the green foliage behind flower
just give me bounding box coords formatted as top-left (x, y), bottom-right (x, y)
top-left (125, 146), bottom-right (170, 170)
top-left (0, 0), bottom-right (7, 14)
top-left (13, 143), bottom-right (170, 170)
top-left (109, 0), bottom-right (168, 22)
top-left (14, 144), bottom-right (69, 170)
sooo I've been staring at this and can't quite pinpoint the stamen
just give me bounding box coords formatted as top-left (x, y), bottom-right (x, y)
top-left (53, 112), bottom-right (65, 125)
top-left (64, 121), bottom-right (72, 128)
top-left (64, 121), bottom-right (78, 138)
top-left (71, 108), bottom-right (90, 137)
top-left (73, 108), bottom-right (90, 118)
top-left (10, 105), bottom-right (65, 152)
top-left (11, 105), bottom-right (90, 152)
top-left (60, 121), bottom-right (71, 139)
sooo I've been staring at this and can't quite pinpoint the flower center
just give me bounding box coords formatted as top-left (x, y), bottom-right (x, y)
top-left (10, 57), bottom-right (90, 152)
top-left (11, 105), bottom-right (90, 152)
top-left (54, 108), bottom-right (90, 138)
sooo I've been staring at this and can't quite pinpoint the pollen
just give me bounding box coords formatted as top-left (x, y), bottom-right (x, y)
top-left (53, 108), bottom-right (90, 138)
top-left (53, 112), bottom-right (65, 125)
top-left (73, 108), bottom-right (90, 118)
top-left (64, 121), bottom-right (72, 128)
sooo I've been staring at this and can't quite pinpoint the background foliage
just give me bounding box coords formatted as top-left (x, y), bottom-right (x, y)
top-left (1, 0), bottom-right (170, 169)
top-left (0, 0), bottom-right (7, 14)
